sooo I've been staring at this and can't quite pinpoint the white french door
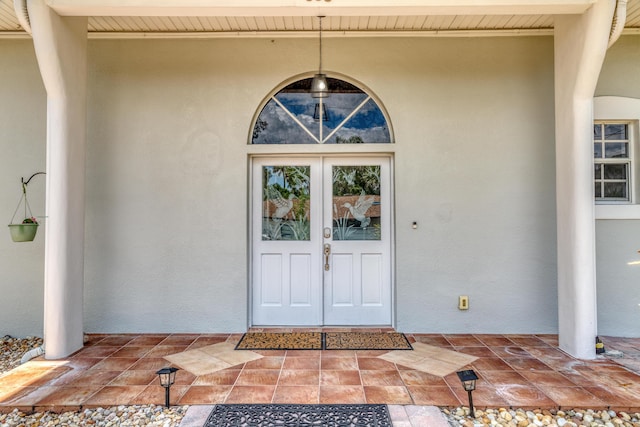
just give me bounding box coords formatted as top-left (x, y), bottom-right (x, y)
top-left (251, 156), bottom-right (392, 326)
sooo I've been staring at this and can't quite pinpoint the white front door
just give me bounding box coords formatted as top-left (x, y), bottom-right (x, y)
top-left (251, 156), bottom-right (392, 326)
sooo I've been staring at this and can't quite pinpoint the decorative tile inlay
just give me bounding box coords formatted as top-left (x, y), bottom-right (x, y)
top-left (164, 342), bottom-right (262, 376)
top-left (378, 342), bottom-right (477, 377)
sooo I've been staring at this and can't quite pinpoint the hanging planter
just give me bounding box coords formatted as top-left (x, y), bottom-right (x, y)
top-left (7, 172), bottom-right (45, 243)
top-left (8, 222), bottom-right (39, 242)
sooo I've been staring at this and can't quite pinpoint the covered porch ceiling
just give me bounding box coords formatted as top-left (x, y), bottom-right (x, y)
top-left (0, 0), bottom-right (639, 37)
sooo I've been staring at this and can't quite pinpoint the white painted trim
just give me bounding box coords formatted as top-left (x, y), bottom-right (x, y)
top-left (594, 96), bottom-right (640, 119)
top-left (8, 28), bottom-right (640, 41)
top-left (0, 28), bottom-right (557, 40)
top-left (45, 0), bottom-right (594, 17)
top-left (596, 204), bottom-right (640, 219)
top-left (89, 29), bottom-right (556, 38)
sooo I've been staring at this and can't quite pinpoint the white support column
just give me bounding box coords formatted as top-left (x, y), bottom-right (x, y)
top-left (27, 0), bottom-right (88, 359)
top-left (554, 0), bottom-right (615, 360)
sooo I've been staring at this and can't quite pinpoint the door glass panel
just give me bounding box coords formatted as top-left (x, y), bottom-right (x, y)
top-left (332, 165), bottom-right (381, 241)
top-left (262, 166), bottom-right (311, 240)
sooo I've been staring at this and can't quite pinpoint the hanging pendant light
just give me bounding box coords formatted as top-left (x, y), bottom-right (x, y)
top-left (311, 16), bottom-right (329, 98)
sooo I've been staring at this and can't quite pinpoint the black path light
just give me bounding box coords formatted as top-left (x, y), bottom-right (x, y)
top-left (156, 367), bottom-right (179, 408)
top-left (456, 369), bottom-right (479, 418)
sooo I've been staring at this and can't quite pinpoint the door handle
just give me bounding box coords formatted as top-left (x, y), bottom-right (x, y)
top-left (324, 243), bottom-right (331, 271)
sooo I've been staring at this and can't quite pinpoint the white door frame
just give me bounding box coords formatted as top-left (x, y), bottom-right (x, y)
top-left (249, 154), bottom-right (395, 327)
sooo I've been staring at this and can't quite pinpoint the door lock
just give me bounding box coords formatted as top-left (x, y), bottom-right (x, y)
top-left (324, 243), bottom-right (331, 271)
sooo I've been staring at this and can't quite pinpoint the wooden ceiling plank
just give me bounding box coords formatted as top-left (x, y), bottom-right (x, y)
top-left (179, 15), bottom-right (197, 31)
top-left (438, 15), bottom-right (456, 30)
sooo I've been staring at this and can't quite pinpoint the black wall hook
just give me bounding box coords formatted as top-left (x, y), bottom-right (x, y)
top-left (21, 172), bottom-right (45, 194)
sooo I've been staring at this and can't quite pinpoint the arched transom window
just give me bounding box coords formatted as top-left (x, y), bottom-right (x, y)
top-left (251, 77), bottom-right (392, 144)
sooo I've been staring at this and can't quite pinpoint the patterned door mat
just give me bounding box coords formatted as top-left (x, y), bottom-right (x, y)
top-left (235, 332), bottom-right (412, 350)
top-left (235, 332), bottom-right (323, 350)
top-left (204, 404), bottom-right (392, 427)
top-left (324, 332), bottom-right (412, 350)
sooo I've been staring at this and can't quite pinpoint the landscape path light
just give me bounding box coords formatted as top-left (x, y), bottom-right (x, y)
top-left (156, 367), bottom-right (179, 408)
top-left (456, 369), bottom-right (479, 418)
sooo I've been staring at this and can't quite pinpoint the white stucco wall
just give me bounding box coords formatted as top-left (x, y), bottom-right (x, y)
top-left (2, 32), bottom-right (637, 338)
top-left (597, 36), bottom-right (640, 99)
top-left (595, 221), bottom-right (640, 336)
top-left (85, 39), bottom-right (254, 332)
top-left (594, 35), bottom-right (640, 337)
top-left (389, 36), bottom-right (557, 333)
top-left (0, 40), bottom-right (46, 338)
top-left (81, 35), bottom-right (558, 333)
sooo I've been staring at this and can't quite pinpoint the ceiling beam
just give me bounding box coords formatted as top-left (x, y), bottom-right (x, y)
top-left (46, 0), bottom-right (596, 17)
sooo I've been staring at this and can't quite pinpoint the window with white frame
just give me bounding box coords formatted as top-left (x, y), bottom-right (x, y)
top-left (594, 122), bottom-right (632, 202)
top-left (593, 96), bottom-right (640, 218)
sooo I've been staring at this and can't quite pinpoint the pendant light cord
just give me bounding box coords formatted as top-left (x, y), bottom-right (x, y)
top-left (318, 16), bottom-right (324, 73)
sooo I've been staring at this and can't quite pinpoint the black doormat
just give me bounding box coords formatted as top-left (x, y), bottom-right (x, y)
top-left (235, 332), bottom-right (412, 351)
top-left (203, 404), bottom-right (392, 427)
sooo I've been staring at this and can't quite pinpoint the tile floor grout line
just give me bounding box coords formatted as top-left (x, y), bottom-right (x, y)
top-left (355, 349), bottom-right (367, 404)
top-left (230, 353), bottom-right (252, 404)
top-left (317, 350), bottom-right (323, 404)
top-left (271, 350), bottom-right (287, 404)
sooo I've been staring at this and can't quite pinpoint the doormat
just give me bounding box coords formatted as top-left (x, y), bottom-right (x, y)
top-left (235, 332), bottom-right (323, 350)
top-left (203, 404), bottom-right (392, 427)
top-left (324, 332), bottom-right (412, 350)
top-left (235, 332), bottom-right (412, 351)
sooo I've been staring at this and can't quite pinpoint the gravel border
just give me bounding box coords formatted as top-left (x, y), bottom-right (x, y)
top-left (1, 336), bottom-right (187, 427)
top-left (444, 407), bottom-right (640, 427)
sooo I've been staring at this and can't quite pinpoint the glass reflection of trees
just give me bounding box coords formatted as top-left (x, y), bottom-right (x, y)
top-left (252, 78), bottom-right (391, 144)
top-left (262, 166), bottom-right (311, 241)
top-left (333, 166), bottom-right (381, 241)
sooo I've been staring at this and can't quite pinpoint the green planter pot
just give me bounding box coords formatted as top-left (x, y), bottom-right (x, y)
top-left (8, 223), bottom-right (39, 242)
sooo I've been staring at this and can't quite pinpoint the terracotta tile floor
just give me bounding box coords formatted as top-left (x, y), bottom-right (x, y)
top-left (1, 332), bottom-right (639, 413)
